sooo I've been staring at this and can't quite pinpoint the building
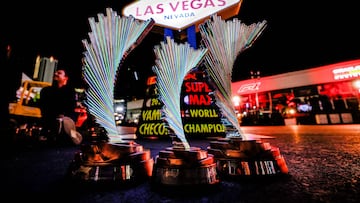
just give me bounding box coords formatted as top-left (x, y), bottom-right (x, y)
top-left (33, 56), bottom-right (58, 84)
top-left (231, 59), bottom-right (360, 125)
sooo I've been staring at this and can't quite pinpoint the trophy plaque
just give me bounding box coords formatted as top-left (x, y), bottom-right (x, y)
top-left (152, 146), bottom-right (219, 188)
top-left (208, 137), bottom-right (289, 178)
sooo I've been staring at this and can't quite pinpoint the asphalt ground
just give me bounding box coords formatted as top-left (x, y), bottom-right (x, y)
top-left (1, 125), bottom-right (359, 203)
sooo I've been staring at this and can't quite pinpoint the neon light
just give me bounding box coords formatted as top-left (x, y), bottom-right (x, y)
top-left (183, 94), bottom-right (212, 105)
top-left (138, 123), bottom-right (168, 135)
top-left (237, 82), bottom-right (261, 93)
top-left (183, 123), bottom-right (225, 133)
top-left (333, 65), bottom-right (360, 80)
top-left (188, 109), bottom-right (219, 117)
top-left (184, 81), bottom-right (212, 92)
top-left (141, 109), bottom-right (162, 121)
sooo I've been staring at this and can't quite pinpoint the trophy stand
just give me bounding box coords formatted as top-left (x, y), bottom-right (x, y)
top-left (207, 137), bottom-right (289, 179)
top-left (67, 139), bottom-right (153, 186)
top-left (151, 140), bottom-right (220, 192)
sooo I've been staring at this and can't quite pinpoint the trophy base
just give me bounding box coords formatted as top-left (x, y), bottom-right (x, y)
top-left (151, 146), bottom-right (220, 189)
top-left (67, 140), bottom-right (153, 185)
top-left (207, 137), bottom-right (289, 179)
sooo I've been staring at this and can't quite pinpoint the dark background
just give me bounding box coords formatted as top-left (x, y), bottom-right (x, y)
top-left (1, 0), bottom-right (359, 98)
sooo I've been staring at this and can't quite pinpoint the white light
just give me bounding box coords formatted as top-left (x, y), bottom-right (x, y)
top-left (232, 95), bottom-right (240, 106)
top-left (353, 79), bottom-right (360, 89)
top-left (134, 71), bottom-right (138, 81)
top-left (116, 106), bottom-right (124, 112)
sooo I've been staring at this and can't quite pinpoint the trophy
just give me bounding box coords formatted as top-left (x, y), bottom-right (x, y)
top-left (150, 37), bottom-right (220, 189)
top-left (68, 8), bottom-right (155, 184)
top-left (199, 14), bottom-right (289, 178)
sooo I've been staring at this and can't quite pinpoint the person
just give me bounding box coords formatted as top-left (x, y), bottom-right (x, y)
top-left (39, 69), bottom-right (80, 145)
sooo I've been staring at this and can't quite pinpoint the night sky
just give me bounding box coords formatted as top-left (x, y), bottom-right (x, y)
top-left (1, 1), bottom-right (359, 98)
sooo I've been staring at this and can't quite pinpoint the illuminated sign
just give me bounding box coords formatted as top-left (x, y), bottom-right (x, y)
top-left (141, 109), bottom-right (161, 121)
top-left (184, 94), bottom-right (212, 105)
top-left (184, 81), bottom-right (212, 92)
top-left (237, 82), bottom-right (261, 94)
top-left (183, 123), bottom-right (225, 133)
top-left (138, 122), bottom-right (168, 135)
top-left (332, 65), bottom-right (360, 80)
top-left (137, 70), bottom-right (226, 138)
top-left (123, 0), bottom-right (242, 30)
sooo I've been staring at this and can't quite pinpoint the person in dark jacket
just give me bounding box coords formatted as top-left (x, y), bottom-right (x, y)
top-left (39, 69), bottom-right (77, 144)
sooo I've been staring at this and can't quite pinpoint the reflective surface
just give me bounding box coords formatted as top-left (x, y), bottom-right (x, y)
top-left (1, 124), bottom-right (359, 202)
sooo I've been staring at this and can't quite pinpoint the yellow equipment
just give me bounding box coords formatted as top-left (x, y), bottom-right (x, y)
top-left (9, 80), bottom-right (51, 119)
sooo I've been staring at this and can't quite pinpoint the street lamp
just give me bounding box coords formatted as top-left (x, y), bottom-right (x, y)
top-left (232, 95), bottom-right (240, 107)
top-left (232, 95), bottom-right (242, 123)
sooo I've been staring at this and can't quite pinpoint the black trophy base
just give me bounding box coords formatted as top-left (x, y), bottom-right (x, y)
top-left (151, 146), bottom-right (220, 192)
top-left (207, 137), bottom-right (289, 179)
top-left (67, 140), bottom-right (153, 185)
